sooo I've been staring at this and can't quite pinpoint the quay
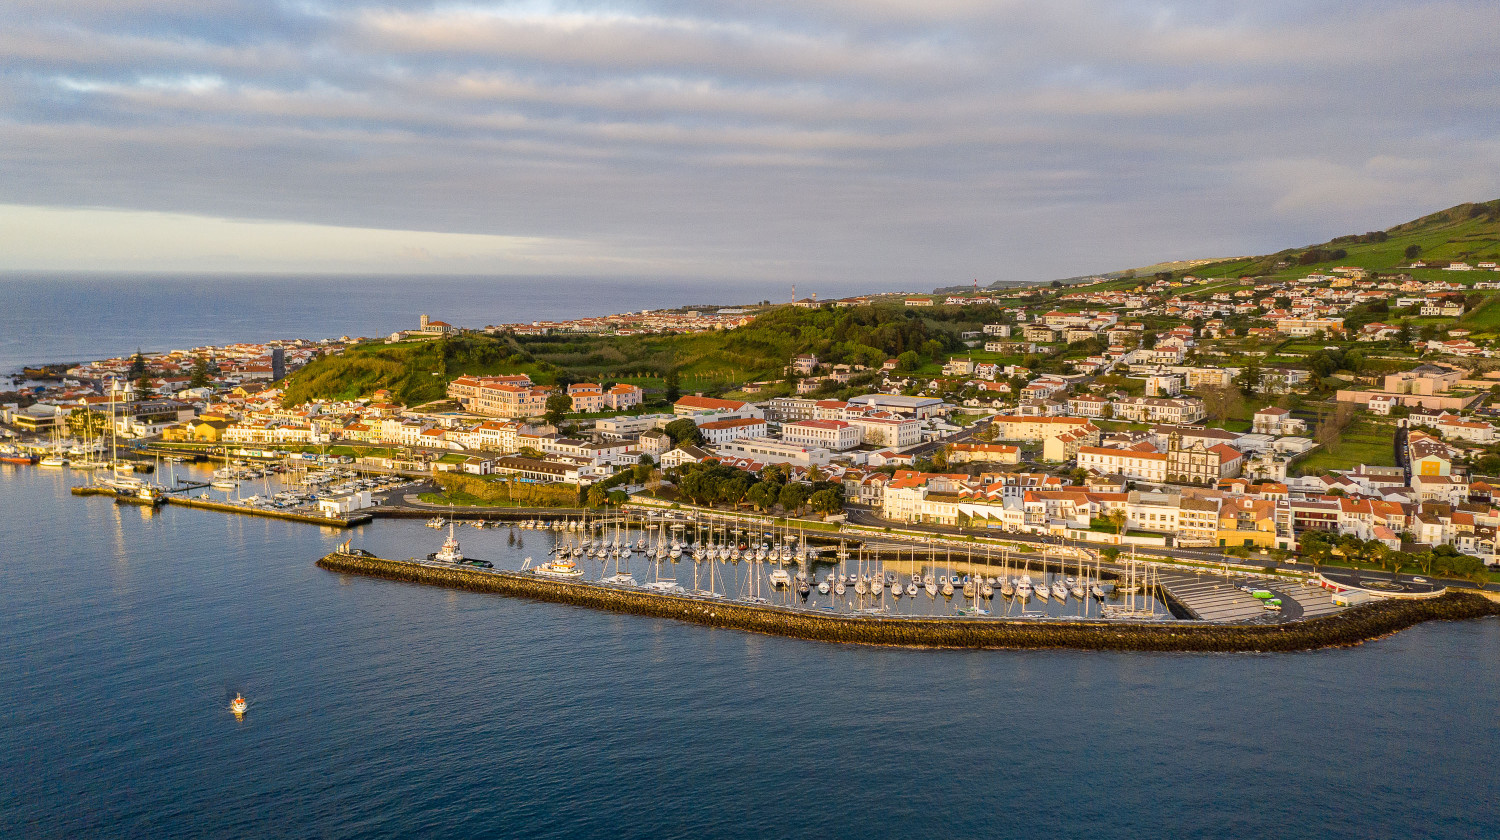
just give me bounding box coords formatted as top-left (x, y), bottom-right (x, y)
top-left (316, 551), bottom-right (1499, 652)
top-left (72, 485), bottom-right (370, 528)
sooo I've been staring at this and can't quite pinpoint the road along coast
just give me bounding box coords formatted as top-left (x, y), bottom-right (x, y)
top-left (317, 551), bottom-right (1499, 652)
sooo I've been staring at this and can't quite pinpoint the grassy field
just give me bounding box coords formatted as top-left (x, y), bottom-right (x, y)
top-left (1459, 294), bottom-right (1500, 330)
top-left (1292, 416), bottom-right (1399, 475)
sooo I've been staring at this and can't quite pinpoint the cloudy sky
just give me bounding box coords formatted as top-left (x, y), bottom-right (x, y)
top-left (2, 1), bottom-right (1497, 282)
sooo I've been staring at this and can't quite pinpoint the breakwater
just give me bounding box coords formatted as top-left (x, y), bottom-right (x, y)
top-left (316, 552), bottom-right (1500, 652)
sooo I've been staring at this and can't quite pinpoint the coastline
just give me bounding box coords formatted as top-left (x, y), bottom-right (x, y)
top-left (317, 551), bottom-right (1500, 652)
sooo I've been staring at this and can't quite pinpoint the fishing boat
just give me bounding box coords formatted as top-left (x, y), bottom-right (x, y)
top-left (0, 448), bottom-right (38, 465)
top-left (535, 557), bottom-right (585, 579)
top-left (230, 694), bottom-right (247, 716)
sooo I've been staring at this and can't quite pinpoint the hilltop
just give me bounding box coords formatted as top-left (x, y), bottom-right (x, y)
top-left (1173, 199), bottom-right (1500, 281)
top-left (281, 303), bottom-right (981, 406)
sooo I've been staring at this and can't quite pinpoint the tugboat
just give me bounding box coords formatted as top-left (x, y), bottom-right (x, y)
top-left (230, 694), bottom-right (248, 716)
top-left (426, 520), bottom-right (490, 566)
top-left (115, 484), bottom-right (167, 507)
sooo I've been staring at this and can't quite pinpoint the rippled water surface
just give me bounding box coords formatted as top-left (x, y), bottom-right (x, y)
top-left (3, 466), bottom-right (1497, 839)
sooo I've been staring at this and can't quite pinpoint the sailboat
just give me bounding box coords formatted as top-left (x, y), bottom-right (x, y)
top-left (1015, 555), bottom-right (1034, 600)
top-left (38, 422), bottom-right (68, 468)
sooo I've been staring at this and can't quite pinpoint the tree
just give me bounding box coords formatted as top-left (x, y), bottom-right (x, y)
top-left (664, 418), bottom-right (704, 446)
top-left (1199, 384), bottom-right (1244, 426)
top-left (778, 482), bottom-right (810, 514)
top-left (747, 481), bottom-right (779, 512)
top-left (1234, 357), bottom-right (1262, 396)
top-left (717, 477), bottom-right (750, 508)
top-left (587, 483), bottom-right (608, 508)
top-left (1103, 508), bottom-right (1127, 535)
top-left (135, 373), bottom-right (154, 400)
top-left (896, 351), bottom-right (921, 371)
top-left (1314, 402), bottom-right (1355, 454)
top-left (664, 369), bottom-right (681, 403)
top-left (129, 350), bottom-right (146, 378)
top-left (809, 488), bottom-right (843, 516)
top-left (189, 356), bottom-right (211, 389)
top-left (67, 407), bottom-right (110, 439)
top-left (1068, 467), bottom-right (1089, 485)
top-left (1405, 244), bottom-right (1423, 260)
top-left (544, 392), bottom-right (572, 426)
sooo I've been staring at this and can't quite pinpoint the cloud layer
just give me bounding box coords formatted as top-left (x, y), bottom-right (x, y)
top-left (2, 1), bottom-right (1498, 281)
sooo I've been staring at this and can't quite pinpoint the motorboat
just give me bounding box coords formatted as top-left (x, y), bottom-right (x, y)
top-left (230, 694), bottom-right (248, 716)
top-left (535, 558), bottom-right (585, 579)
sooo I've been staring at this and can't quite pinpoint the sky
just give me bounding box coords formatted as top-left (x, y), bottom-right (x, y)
top-left (1, 0), bottom-right (1498, 283)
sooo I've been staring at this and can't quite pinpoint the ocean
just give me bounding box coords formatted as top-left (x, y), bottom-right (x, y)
top-left (3, 465), bottom-right (1497, 839)
top-left (0, 272), bottom-right (911, 376)
top-left (2, 276), bottom-right (1498, 838)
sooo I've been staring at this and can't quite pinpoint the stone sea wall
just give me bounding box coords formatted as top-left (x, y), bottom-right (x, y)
top-left (316, 552), bottom-right (1499, 652)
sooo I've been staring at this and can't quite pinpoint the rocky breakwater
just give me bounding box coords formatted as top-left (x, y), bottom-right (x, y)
top-left (316, 552), bottom-right (1500, 652)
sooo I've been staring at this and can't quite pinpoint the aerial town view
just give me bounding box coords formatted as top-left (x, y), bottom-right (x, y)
top-left (2, 2), bottom-right (1496, 838)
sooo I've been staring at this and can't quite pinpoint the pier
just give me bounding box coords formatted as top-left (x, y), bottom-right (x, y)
top-left (72, 485), bottom-right (370, 527)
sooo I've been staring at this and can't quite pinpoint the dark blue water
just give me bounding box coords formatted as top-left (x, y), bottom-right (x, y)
top-left (0, 273), bottom-right (907, 375)
top-left (3, 465), bottom-right (1497, 839)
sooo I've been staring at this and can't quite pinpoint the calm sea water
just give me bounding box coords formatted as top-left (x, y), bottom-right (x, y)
top-left (3, 466), bottom-right (1497, 839)
top-left (0, 272), bottom-right (910, 375)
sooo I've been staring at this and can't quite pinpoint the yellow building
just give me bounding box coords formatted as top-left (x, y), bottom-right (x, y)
top-left (1216, 497), bottom-right (1280, 549)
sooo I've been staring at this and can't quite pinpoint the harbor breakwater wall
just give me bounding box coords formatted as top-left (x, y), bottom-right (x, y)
top-left (316, 553), bottom-right (1499, 652)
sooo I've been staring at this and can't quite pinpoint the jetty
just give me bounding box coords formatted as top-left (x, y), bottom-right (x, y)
top-left (316, 551), bottom-right (1499, 652)
top-left (72, 485), bottom-right (369, 527)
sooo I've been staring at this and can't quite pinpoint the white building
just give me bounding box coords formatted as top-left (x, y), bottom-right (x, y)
top-left (714, 436), bottom-right (832, 466)
top-left (844, 415), bottom-right (922, 448)
top-left (1076, 446), bottom-right (1168, 483)
top-left (782, 419), bottom-right (862, 451)
top-left (697, 417), bottom-right (768, 446)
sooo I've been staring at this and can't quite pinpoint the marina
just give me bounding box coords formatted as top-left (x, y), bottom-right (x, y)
top-left (317, 546), bottom-right (1497, 651)
top-left (389, 509), bottom-right (1174, 621)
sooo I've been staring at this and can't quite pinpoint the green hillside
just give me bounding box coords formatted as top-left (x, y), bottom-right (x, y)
top-left (1170, 199), bottom-right (1500, 281)
top-left (281, 304), bottom-right (963, 407)
top-left (280, 335), bottom-right (520, 406)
